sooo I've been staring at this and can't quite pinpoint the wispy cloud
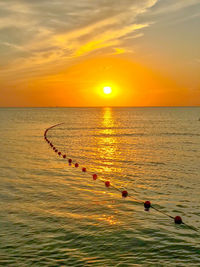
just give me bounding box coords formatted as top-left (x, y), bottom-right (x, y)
top-left (0, 0), bottom-right (157, 82)
top-left (73, 23), bottom-right (149, 56)
top-left (150, 0), bottom-right (200, 15)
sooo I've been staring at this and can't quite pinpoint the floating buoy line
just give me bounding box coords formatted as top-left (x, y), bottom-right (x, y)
top-left (44, 123), bottom-right (198, 232)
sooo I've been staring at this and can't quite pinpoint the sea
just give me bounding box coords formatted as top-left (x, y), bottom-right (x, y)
top-left (0, 107), bottom-right (200, 266)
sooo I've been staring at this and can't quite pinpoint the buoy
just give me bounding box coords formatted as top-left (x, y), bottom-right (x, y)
top-left (174, 216), bottom-right (182, 224)
top-left (93, 174), bottom-right (97, 180)
top-left (82, 167), bottom-right (86, 172)
top-left (75, 163), bottom-right (79, 168)
top-left (63, 155), bottom-right (66, 158)
top-left (122, 190), bottom-right (128, 197)
top-left (55, 149), bottom-right (58, 152)
top-left (58, 152), bottom-right (61, 156)
top-left (53, 147), bottom-right (56, 150)
top-left (68, 159), bottom-right (72, 164)
top-left (144, 201), bottom-right (151, 211)
top-left (105, 181), bottom-right (110, 187)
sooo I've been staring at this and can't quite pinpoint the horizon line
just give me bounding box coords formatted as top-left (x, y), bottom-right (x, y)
top-left (0, 105), bottom-right (200, 108)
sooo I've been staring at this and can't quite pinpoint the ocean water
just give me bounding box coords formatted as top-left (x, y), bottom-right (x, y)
top-left (0, 107), bottom-right (200, 266)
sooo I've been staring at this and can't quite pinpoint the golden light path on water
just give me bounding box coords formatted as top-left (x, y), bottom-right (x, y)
top-left (93, 108), bottom-right (122, 226)
top-left (98, 108), bottom-right (118, 171)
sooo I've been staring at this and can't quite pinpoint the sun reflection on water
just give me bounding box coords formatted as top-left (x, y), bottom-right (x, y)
top-left (96, 108), bottom-right (120, 174)
top-left (102, 107), bottom-right (114, 127)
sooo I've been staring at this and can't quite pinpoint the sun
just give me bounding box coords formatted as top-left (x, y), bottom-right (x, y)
top-left (103, 86), bottom-right (112, 94)
top-left (96, 83), bottom-right (117, 99)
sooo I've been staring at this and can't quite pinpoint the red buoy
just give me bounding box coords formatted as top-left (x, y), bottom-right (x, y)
top-left (105, 181), bottom-right (110, 187)
top-left (144, 201), bottom-right (151, 211)
top-left (53, 147), bottom-right (56, 150)
top-left (63, 155), bottom-right (66, 158)
top-left (174, 216), bottom-right (182, 224)
top-left (68, 159), bottom-right (72, 164)
top-left (75, 163), bottom-right (79, 168)
top-left (122, 190), bottom-right (128, 197)
top-left (58, 152), bottom-right (61, 156)
top-left (55, 149), bottom-right (58, 152)
top-left (93, 174), bottom-right (97, 180)
top-left (82, 167), bottom-right (86, 172)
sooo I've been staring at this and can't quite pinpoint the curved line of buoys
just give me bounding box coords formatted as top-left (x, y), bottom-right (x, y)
top-left (44, 123), bottom-right (199, 232)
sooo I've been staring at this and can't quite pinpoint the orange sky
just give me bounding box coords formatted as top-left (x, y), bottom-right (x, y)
top-left (0, 0), bottom-right (199, 107)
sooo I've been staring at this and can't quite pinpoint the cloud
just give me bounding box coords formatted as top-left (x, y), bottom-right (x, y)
top-left (0, 0), bottom-right (157, 82)
top-left (150, 0), bottom-right (200, 15)
top-left (74, 23), bottom-right (149, 56)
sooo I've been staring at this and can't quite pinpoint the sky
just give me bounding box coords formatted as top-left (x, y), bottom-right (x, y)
top-left (0, 0), bottom-right (199, 107)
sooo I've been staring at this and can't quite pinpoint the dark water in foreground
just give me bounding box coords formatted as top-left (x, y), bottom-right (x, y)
top-left (0, 107), bottom-right (200, 266)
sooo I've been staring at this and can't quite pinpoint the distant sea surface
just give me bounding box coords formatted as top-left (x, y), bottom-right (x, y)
top-left (0, 107), bottom-right (200, 266)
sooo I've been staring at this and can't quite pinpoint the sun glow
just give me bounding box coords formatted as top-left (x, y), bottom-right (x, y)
top-left (103, 86), bottom-right (112, 94)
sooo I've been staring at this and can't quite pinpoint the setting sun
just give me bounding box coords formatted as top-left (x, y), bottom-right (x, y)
top-left (103, 86), bottom-right (112, 95)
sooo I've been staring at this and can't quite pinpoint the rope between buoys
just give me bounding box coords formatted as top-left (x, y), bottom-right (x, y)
top-left (44, 123), bottom-right (199, 232)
